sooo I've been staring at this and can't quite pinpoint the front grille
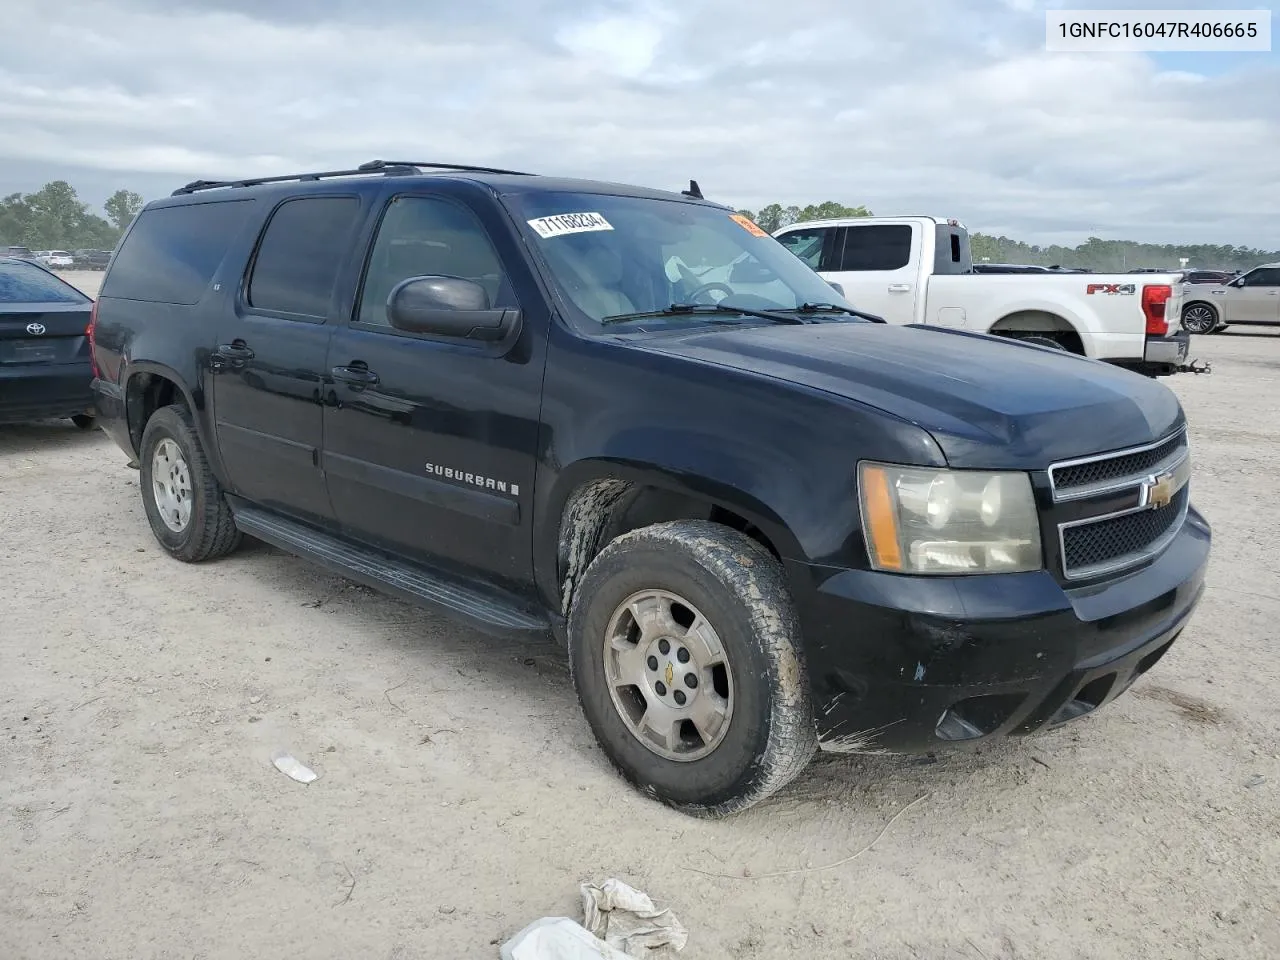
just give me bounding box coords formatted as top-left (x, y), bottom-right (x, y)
top-left (1062, 486), bottom-right (1188, 574)
top-left (1052, 431), bottom-right (1184, 492)
top-left (1049, 429), bottom-right (1191, 580)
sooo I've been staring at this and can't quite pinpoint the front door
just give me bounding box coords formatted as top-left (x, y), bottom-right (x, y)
top-left (212, 193), bottom-right (363, 523)
top-left (322, 187), bottom-right (548, 589)
top-left (1225, 266), bottom-right (1280, 325)
top-left (775, 222), bottom-right (921, 324)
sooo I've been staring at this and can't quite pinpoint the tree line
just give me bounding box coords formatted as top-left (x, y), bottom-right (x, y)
top-left (736, 200), bottom-right (1279, 272)
top-left (4, 181), bottom-right (1274, 272)
top-left (1, 181), bottom-right (143, 251)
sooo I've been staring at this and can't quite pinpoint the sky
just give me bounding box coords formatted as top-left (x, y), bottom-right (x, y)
top-left (0, 0), bottom-right (1276, 248)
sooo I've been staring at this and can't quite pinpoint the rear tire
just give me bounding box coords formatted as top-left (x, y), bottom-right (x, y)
top-left (139, 404), bottom-right (241, 562)
top-left (568, 520), bottom-right (816, 817)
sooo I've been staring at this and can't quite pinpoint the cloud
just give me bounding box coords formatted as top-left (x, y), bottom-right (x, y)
top-left (0, 0), bottom-right (1276, 246)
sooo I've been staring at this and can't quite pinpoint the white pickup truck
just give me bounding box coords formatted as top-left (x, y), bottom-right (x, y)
top-left (772, 216), bottom-right (1198, 377)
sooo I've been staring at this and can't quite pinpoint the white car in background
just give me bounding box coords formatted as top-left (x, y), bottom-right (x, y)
top-left (1180, 262), bottom-right (1280, 333)
top-left (43, 250), bottom-right (74, 269)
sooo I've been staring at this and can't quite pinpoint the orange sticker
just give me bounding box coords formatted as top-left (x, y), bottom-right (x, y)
top-left (729, 214), bottom-right (768, 238)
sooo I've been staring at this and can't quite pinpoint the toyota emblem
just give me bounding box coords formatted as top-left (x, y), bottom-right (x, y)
top-left (26, 322), bottom-right (46, 336)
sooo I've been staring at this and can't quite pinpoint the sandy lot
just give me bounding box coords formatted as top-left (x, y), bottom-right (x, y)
top-left (2, 273), bottom-right (1277, 959)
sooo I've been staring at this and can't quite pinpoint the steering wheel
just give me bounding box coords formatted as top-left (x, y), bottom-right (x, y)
top-left (685, 281), bottom-right (735, 304)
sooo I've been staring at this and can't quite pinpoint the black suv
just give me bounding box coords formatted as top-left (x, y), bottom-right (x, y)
top-left (91, 161), bottom-right (1211, 816)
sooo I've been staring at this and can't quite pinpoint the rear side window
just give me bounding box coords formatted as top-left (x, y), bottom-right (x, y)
top-left (0, 261), bottom-right (89, 304)
top-left (248, 196), bottom-right (361, 318)
top-left (835, 225), bottom-right (913, 271)
top-left (102, 200), bottom-right (254, 304)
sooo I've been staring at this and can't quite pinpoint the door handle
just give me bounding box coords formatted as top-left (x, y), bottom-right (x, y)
top-left (888, 283), bottom-right (912, 293)
top-left (215, 340), bottom-right (255, 360)
top-left (331, 363), bottom-right (380, 387)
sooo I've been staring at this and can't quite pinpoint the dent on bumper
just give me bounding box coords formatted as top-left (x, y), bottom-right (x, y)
top-left (792, 508), bottom-right (1211, 754)
top-left (1144, 331), bottom-right (1190, 365)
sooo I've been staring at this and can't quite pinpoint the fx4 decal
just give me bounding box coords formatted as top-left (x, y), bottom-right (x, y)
top-left (1086, 283), bottom-right (1136, 295)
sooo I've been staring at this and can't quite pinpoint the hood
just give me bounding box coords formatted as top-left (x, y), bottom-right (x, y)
top-left (630, 322), bottom-right (1183, 468)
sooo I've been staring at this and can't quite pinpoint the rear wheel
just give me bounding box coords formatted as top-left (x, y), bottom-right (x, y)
top-left (139, 404), bottom-right (241, 562)
top-left (568, 520), bottom-right (816, 817)
top-left (1181, 303), bottom-right (1219, 334)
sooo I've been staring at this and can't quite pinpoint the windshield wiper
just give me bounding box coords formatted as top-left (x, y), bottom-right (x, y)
top-left (601, 302), bottom-right (805, 326)
top-left (790, 302), bottom-right (887, 324)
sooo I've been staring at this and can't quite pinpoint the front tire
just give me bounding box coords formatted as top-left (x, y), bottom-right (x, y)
top-left (1181, 302), bottom-right (1219, 334)
top-left (139, 404), bottom-right (241, 562)
top-left (568, 520), bottom-right (816, 817)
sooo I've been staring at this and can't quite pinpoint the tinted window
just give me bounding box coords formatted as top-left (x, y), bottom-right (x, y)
top-left (357, 196), bottom-right (510, 327)
top-left (102, 200), bottom-right (254, 304)
top-left (0, 261), bottom-right (89, 304)
top-left (1244, 268), bottom-right (1280, 286)
top-left (775, 228), bottom-right (834, 270)
top-left (836, 224), bottom-right (913, 271)
top-left (248, 197), bottom-right (361, 318)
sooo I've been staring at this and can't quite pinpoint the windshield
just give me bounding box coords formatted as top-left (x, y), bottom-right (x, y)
top-left (507, 191), bottom-right (855, 330)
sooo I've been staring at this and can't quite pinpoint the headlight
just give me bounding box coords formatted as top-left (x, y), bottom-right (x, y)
top-left (858, 463), bottom-right (1042, 574)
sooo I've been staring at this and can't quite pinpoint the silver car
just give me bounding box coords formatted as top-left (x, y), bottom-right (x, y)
top-left (1181, 262), bottom-right (1280, 333)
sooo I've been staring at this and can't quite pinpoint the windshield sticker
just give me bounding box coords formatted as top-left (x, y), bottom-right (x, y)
top-left (729, 214), bottom-right (769, 238)
top-left (527, 212), bottom-right (614, 239)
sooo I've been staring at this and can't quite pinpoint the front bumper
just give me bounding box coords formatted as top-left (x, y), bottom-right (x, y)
top-left (791, 506), bottom-right (1210, 754)
top-left (0, 362), bottom-right (95, 424)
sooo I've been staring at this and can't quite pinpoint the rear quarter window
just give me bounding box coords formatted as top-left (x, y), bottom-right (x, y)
top-left (0, 261), bottom-right (88, 303)
top-left (101, 199), bottom-right (255, 304)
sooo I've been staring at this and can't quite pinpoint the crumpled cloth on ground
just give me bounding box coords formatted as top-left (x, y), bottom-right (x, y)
top-left (499, 879), bottom-right (687, 960)
top-left (580, 878), bottom-right (687, 957)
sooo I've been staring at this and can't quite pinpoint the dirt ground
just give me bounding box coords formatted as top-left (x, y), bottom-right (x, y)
top-left (2, 272), bottom-right (1276, 959)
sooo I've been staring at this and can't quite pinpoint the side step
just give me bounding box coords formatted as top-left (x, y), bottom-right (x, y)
top-left (230, 502), bottom-right (549, 640)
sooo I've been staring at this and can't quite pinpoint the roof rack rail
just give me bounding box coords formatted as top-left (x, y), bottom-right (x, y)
top-left (357, 159), bottom-right (535, 176)
top-left (171, 160), bottom-right (535, 196)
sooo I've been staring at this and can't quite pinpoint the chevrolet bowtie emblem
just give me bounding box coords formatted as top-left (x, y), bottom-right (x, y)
top-left (664, 662), bottom-right (674, 686)
top-left (1146, 472), bottom-right (1175, 509)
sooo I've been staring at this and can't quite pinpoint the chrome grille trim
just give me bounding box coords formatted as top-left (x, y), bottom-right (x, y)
top-left (1048, 428), bottom-right (1187, 502)
top-left (1048, 428), bottom-right (1191, 580)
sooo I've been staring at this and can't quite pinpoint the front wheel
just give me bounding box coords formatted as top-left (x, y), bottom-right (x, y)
top-left (1181, 303), bottom-right (1219, 334)
top-left (139, 404), bottom-right (242, 562)
top-left (568, 520), bottom-right (816, 817)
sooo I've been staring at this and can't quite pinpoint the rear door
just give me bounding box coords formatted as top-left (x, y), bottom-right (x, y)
top-left (211, 194), bottom-right (364, 524)
top-left (0, 260), bottom-right (92, 368)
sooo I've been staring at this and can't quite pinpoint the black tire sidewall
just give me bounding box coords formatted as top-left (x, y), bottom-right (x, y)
top-left (570, 537), bottom-right (780, 810)
top-left (139, 407), bottom-right (205, 558)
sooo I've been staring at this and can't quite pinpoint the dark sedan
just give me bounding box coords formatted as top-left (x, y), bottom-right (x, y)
top-left (0, 257), bottom-right (96, 427)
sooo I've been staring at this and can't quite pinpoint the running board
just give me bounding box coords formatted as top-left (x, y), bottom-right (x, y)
top-left (230, 502), bottom-right (549, 640)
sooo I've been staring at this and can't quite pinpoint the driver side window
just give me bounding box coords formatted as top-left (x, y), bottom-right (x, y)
top-left (357, 196), bottom-right (513, 327)
top-left (1244, 267), bottom-right (1280, 287)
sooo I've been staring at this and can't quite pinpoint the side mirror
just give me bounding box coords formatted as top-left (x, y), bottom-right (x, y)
top-left (827, 280), bottom-right (845, 297)
top-left (387, 276), bottom-right (519, 342)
